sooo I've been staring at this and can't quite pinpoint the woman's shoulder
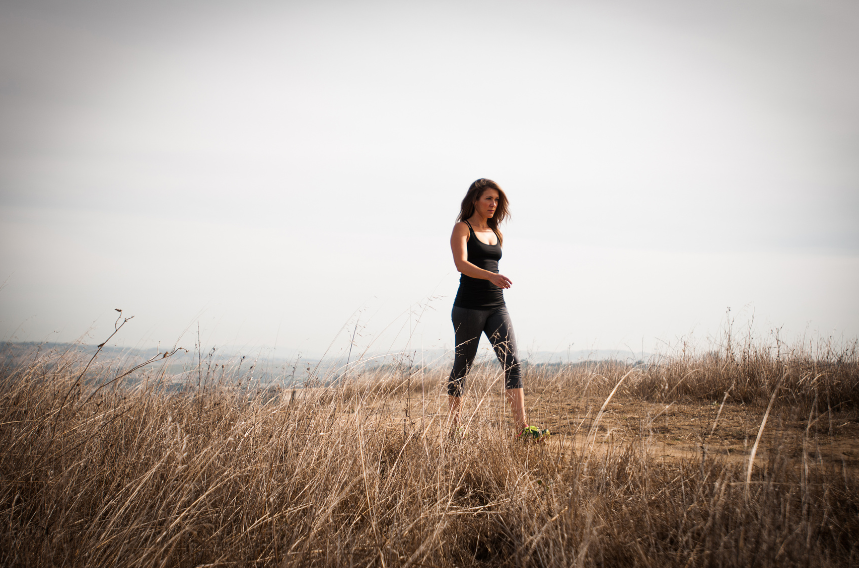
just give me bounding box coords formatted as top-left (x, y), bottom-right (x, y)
top-left (451, 221), bottom-right (471, 244)
top-left (452, 221), bottom-right (471, 234)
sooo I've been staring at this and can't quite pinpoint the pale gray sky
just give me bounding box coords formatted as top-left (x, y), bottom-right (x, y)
top-left (1, 0), bottom-right (857, 358)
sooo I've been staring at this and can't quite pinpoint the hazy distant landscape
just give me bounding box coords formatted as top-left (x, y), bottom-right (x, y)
top-left (0, 341), bottom-right (653, 387)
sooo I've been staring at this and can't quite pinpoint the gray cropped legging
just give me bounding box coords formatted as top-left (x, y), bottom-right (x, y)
top-left (448, 305), bottom-right (523, 397)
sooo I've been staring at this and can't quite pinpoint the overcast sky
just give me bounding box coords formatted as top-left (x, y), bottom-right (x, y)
top-left (1, 0), bottom-right (857, 360)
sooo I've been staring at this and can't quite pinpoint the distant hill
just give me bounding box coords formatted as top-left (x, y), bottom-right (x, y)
top-left (0, 342), bottom-right (651, 387)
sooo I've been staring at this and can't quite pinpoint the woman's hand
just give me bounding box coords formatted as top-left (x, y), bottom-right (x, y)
top-left (489, 273), bottom-right (512, 289)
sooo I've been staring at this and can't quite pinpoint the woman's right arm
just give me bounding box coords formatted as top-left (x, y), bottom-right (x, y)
top-left (450, 222), bottom-right (512, 289)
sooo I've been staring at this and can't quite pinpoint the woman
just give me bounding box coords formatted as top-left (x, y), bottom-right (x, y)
top-left (448, 178), bottom-right (548, 440)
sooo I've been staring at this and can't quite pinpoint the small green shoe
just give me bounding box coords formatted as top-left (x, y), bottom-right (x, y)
top-left (518, 426), bottom-right (550, 442)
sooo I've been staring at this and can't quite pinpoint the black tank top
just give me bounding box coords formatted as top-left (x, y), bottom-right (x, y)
top-left (453, 220), bottom-right (505, 310)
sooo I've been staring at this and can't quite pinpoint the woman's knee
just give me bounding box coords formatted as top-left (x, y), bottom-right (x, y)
top-left (448, 377), bottom-right (464, 397)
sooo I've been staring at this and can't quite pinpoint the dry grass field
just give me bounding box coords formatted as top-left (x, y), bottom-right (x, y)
top-left (2, 336), bottom-right (858, 567)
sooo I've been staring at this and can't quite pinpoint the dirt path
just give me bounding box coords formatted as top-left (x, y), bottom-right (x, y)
top-left (367, 390), bottom-right (859, 475)
top-left (533, 394), bottom-right (859, 474)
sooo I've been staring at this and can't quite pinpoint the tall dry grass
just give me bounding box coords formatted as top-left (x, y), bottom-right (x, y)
top-left (625, 336), bottom-right (859, 410)
top-left (1, 339), bottom-right (858, 567)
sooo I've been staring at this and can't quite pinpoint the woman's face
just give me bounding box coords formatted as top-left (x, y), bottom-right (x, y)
top-left (474, 189), bottom-right (500, 219)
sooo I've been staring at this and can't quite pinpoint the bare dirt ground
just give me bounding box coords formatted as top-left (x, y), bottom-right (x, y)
top-left (370, 388), bottom-right (859, 475)
top-left (539, 396), bottom-right (859, 474)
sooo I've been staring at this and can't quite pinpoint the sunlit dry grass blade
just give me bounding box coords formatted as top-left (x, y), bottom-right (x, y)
top-left (746, 378), bottom-right (782, 501)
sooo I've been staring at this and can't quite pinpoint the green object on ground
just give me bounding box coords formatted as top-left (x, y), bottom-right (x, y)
top-left (519, 426), bottom-right (550, 441)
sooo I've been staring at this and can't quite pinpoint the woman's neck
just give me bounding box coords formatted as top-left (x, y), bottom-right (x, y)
top-left (467, 214), bottom-right (490, 230)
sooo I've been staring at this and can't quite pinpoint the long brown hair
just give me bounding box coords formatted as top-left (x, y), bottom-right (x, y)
top-left (456, 178), bottom-right (510, 246)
